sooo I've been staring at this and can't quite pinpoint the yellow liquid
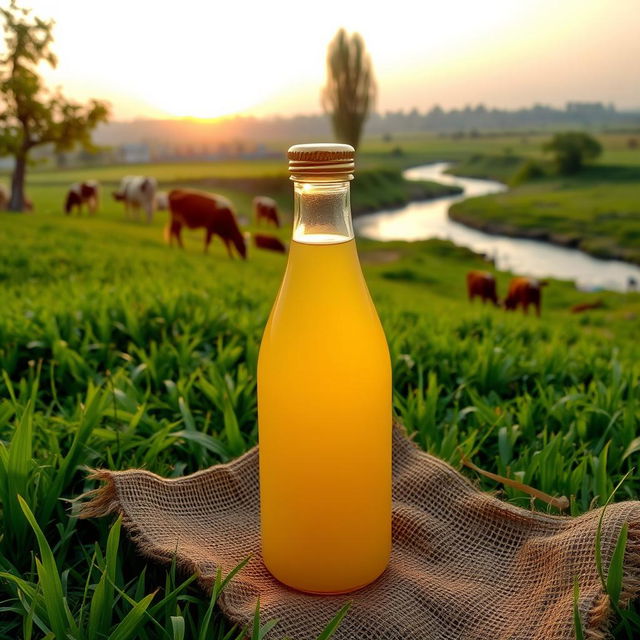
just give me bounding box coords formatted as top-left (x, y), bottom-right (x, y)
top-left (258, 236), bottom-right (392, 593)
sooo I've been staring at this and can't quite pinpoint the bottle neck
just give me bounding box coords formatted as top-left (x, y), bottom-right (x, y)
top-left (292, 180), bottom-right (354, 244)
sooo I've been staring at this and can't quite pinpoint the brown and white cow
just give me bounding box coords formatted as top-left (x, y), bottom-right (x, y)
top-left (253, 195), bottom-right (280, 228)
top-left (252, 233), bottom-right (287, 254)
top-left (113, 176), bottom-right (157, 223)
top-left (166, 189), bottom-right (246, 259)
top-left (504, 277), bottom-right (547, 316)
top-left (466, 270), bottom-right (498, 306)
top-left (65, 181), bottom-right (99, 215)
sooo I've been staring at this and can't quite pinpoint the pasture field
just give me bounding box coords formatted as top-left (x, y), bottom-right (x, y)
top-left (1, 156), bottom-right (640, 639)
top-left (14, 158), bottom-right (460, 221)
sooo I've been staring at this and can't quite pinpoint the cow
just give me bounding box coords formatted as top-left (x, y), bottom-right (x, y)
top-left (252, 233), bottom-right (287, 254)
top-left (570, 300), bottom-right (604, 314)
top-left (112, 176), bottom-right (157, 223)
top-left (466, 270), bottom-right (498, 306)
top-left (0, 185), bottom-right (32, 211)
top-left (253, 195), bottom-right (280, 227)
top-left (166, 189), bottom-right (246, 259)
top-left (65, 181), bottom-right (99, 215)
top-left (504, 277), bottom-right (547, 316)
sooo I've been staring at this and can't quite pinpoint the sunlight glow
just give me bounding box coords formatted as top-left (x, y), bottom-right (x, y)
top-left (18, 0), bottom-right (640, 120)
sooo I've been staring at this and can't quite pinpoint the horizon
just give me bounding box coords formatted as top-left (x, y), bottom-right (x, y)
top-left (115, 101), bottom-right (639, 125)
top-left (12, 0), bottom-right (640, 122)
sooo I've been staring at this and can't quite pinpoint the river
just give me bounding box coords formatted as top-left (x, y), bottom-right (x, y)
top-left (354, 162), bottom-right (640, 293)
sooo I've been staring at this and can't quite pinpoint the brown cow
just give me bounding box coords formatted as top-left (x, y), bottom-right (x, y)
top-left (504, 277), bottom-right (547, 316)
top-left (466, 270), bottom-right (498, 306)
top-left (570, 300), bottom-right (604, 314)
top-left (166, 189), bottom-right (246, 259)
top-left (253, 233), bottom-right (287, 254)
top-left (253, 195), bottom-right (280, 227)
top-left (65, 181), bottom-right (99, 215)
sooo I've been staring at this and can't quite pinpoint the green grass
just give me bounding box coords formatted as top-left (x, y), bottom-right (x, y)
top-left (1, 148), bottom-right (640, 638)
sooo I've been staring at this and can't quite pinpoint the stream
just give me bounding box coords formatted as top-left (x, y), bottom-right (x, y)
top-left (354, 162), bottom-right (640, 292)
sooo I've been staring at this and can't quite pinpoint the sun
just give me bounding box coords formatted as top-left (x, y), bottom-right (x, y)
top-left (144, 80), bottom-right (267, 120)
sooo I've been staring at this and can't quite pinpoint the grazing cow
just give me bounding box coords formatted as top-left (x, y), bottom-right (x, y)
top-left (570, 299), bottom-right (604, 314)
top-left (112, 176), bottom-right (157, 223)
top-left (504, 277), bottom-right (547, 316)
top-left (65, 181), bottom-right (99, 215)
top-left (466, 270), bottom-right (498, 306)
top-left (253, 233), bottom-right (287, 254)
top-left (253, 195), bottom-right (280, 227)
top-left (166, 189), bottom-right (246, 259)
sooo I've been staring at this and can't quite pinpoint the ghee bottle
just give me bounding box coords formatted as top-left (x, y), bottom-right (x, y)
top-left (258, 143), bottom-right (392, 593)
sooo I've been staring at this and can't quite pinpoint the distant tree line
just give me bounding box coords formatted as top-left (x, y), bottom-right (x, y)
top-left (88, 102), bottom-right (640, 150)
top-left (371, 102), bottom-right (639, 135)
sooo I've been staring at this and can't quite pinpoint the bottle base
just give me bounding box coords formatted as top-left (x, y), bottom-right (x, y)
top-left (294, 582), bottom-right (371, 595)
top-left (265, 563), bottom-right (388, 595)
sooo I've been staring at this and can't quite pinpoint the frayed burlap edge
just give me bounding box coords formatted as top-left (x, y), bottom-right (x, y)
top-left (77, 469), bottom-right (255, 633)
top-left (78, 464), bottom-right (640, 640)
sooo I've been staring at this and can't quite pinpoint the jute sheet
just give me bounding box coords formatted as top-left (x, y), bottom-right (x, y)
top-left (80, 426), bottom-right (640, 640)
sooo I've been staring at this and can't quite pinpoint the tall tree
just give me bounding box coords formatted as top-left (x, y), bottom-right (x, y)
top-left (0, 1), bottom-right (109, 211)
top-left (321, 28), bottom-right (376, 150)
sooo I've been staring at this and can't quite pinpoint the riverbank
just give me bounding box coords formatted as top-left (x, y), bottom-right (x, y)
top-left (352, 169), bottom-right (462, 216)
top-left (448, 164), bottom-right (640, 266)
top-left (191, 168), bottom-right (462, 217)
top-left (424, 137), bottom-right (640, 266)
top-left (355, 162), bottom-right (640, 292)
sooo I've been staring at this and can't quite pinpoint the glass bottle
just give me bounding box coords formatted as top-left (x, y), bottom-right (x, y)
top-left (258, 143), bottom-right (392, 593)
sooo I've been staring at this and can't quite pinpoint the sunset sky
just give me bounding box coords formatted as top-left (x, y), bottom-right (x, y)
top-left (16, 0), bottom-right (640, 121)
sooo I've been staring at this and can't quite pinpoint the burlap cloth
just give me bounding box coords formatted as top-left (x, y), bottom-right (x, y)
top-left (80, 426), bottom-right (640, 640)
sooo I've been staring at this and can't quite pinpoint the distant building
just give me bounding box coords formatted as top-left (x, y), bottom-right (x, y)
top-left (120, 143), bottom-right (150, 164)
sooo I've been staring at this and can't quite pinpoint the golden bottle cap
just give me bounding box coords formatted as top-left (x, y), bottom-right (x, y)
top-left (288, 143), bottom-right (355, 181)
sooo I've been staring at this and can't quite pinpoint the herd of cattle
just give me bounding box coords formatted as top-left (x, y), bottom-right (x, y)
top-left (466, 270), bottom-right (609, 315)
top-left (3, 177), bottom-right (620, 316)
top-left (466, 270), bottom-right (548, 316)
top-left (62, 176), bottom-right (285, 258)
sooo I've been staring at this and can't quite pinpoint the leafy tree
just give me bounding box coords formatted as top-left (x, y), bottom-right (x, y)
top-left (0, 1), bottom-right (109, 211)
top-left (321, 28), bottom-right (376, 150)
top-left (543, 131), bottom-right (602, 175)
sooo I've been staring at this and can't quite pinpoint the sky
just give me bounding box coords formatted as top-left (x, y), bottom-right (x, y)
top-left (10, 0), bottom-right (640, 121)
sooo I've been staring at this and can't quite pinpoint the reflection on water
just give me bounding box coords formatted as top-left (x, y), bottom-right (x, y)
top-left (354, 162), bottom-right (640, 293)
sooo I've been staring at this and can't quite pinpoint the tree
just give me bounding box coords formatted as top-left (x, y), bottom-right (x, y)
top-left (0, 1), bottom-right (109, 211)
top-left (321, 28), bottom-right (376, 150)
top-left (543, 131), bottom-right (602, 175)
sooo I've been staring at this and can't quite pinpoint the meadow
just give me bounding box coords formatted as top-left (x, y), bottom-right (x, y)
top-left (1, 141), bottom-right (640, 639)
